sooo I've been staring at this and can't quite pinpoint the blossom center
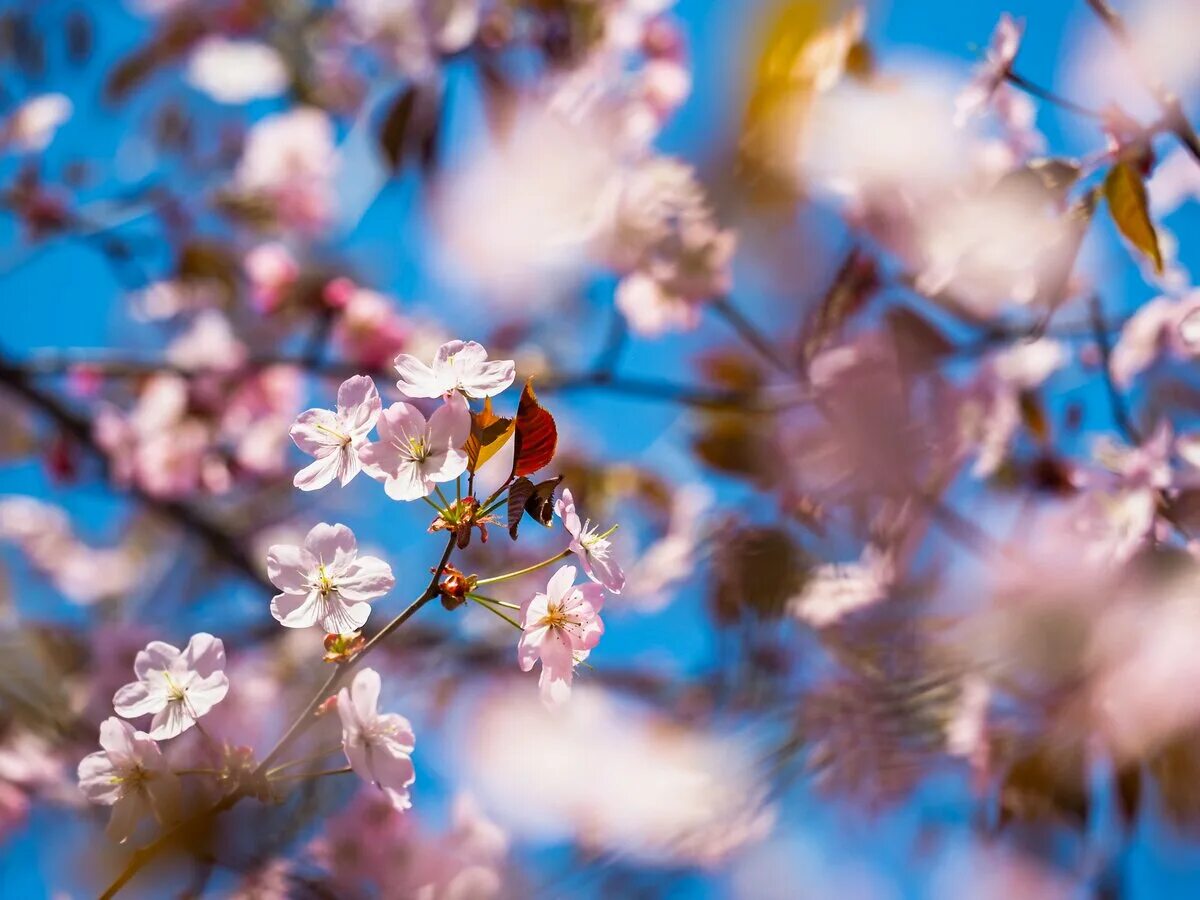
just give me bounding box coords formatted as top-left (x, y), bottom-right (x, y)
top-left (315, 563), bottom-right (334, 595)
top-left (161, 671), bottom-right (187, 703)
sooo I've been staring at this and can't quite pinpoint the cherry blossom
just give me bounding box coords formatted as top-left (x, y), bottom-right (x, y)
top-left (790, 549), bottom-right (893, 628)
top-left (112, 633), bottom-right (230, 740)
top-left (955, 15), bottom-right (1023, 125)
top-left (1, 93), bottom-right (72, 152)
top-left (267, 522), bottom-right (395, 633)
top-left (393, 340), bottom-right (515, 400)
top-left (555, 488), bottom-right (625, 593)
top-left (359, 397), bottom-right (470, 501)
top-left (337, 667), bottom-right (416, 811)
top-left (518, 565), bottom-right (605, 705)
top-left (290, 375), bottom-right (382, 491)
top-left (77, 717), bottom-right (181, 844)
top-left (185, 37), bottom-right (289, 104)
top-left (234, 107), bottom-right (338, 231)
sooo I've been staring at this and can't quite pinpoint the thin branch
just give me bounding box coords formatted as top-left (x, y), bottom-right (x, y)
top-left (1005, 70), bottom-right (1105, 119)
top-left (1088, 294), bottom-right (1141, 444)
top-left (710, 296), bottom-right (795, 375)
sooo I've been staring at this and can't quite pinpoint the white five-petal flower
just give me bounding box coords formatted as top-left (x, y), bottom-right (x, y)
top-left (555, 488), bottom-right (625, 593)
top-left (112, 634), bottom-right (230, 740)
top-left (359, 397), bottom-right (470, 501)
top-left (518, 565), bottom-right (605, 706)
top-left (393, 340), bottom-right (516, 399)
top-left (267, 523), bottom-right (395, 633)
top-left (77, 717), bottom-right (181, 844)
top-left (337, 667), bottom-right (416, 811)
top-left (289, 375), bottom-right (382, 491)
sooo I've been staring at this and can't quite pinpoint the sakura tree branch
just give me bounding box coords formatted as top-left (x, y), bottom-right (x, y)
top-left (1085, 0), bottom-right (1200, 164)
top-left (1004, 70), bottom-right (1105, 120)
top-left (710, 295), bottom-right (795, 375)
top-left (1088, 294), bottom-right (1142, 445)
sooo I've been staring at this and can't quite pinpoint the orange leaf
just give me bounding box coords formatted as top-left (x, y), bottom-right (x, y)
top-left (465, 398), bottom-right (514, 474)
top-left (511, 378), bottom-right (558, 478)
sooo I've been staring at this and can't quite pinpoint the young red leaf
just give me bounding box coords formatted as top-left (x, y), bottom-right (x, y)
top-left (511, 378), bottom-right (557, 477)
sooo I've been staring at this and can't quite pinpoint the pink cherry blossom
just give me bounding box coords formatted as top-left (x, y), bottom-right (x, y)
top-left (789, 549), bottom-right (893, 628)
top-left (112, 633), bottom-right (230, 740)
top-left (518, 565), bottom-right (605, 705)
top-left (393, 340), bottom-right (515, 399)
top-left (337, 667), bottom-right (416, 811)
top-left (359, 397), bottom-right (470, 501)
top-left (244, 242), bottom-right (299, 313)
top-left (555, 488), bottom-right (625, 592)
top-left (185, 37), bottom-right (288, 105)
top-left (2, 93), bottom-right (72, 152)
top-left (289, 375), bottom-right (382, 491)
top-left (267, 522), bottom-right (395, 633)
top-left (77, 717), bottom-right (181, 844)
top-left (955, 14), bottom-right (1023, 125)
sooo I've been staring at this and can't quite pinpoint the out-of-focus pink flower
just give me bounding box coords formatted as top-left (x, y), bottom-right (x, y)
top-left (165, 310), bottom-right (248, 373)
top-left (625, 485), bottom-right (711, 610)
top-left (337, 667), bottom-right (416, 811)
top-left (1110, 291), bottom-right (1200, 386)
top-left (394, 340), bottom-right (515, 400)
top-left (112, 633), bottom-right (229, 740)
top-left (331, 286), bottom-right (416, 369)
top-left (1, 93), bottom-right (72, 152)
top-left (555, 488), bottom-right (624, 592)
top-left (235, 107), bottom-right (338, 232)
top-left (790, 548), bottom-right (892, 628)
top-left (131, 278), bottom-right (224, 322)
top-left (0, 496), bottom-right (141, 605)
top-left (465, 686), bottom-right (773, 865)
top-left (290, 375), bottom-right (381, 491)
top-left (1149, 146), bottom-right (1200, 216)
top-left (955, 15), bottom-right (1023, 125)
top-left (964, 338), bottom-right (1066, 478)
top-left (77, 717), bottom-right (181, 844)
top-left (360, 397), bottom-right (470, 501)
top-left (517, 565), bottom-right (604, 705)
top-left (186, 37), bottom-right (289, 104)
top-left (267, 522), bottom-right (394, 633)
top-left (343, 0), bottom-right (479, 77)
top-left (244, 242), bottom-right (299, 314)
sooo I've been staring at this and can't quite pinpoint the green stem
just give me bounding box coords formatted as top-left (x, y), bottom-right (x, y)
top-left (434, 484), bottom-right (452, 509)
top-left (266, 745), bottom-right (342, 777)
top-left (422, 494), bottom-right (445, 516)
top-left (475, 548), bottom-right (572, 586)
top-left (270, 766), bottom-right (353, 783)
top-left (468, 594), bottom-right (524, 630)
top-left (470, 593), bottom-right (521, 610)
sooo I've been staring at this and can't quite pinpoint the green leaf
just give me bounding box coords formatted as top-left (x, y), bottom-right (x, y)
top-left (1105, 161), bottom-right (1164, 274)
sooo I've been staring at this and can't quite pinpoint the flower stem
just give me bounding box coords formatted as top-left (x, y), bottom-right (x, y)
top-left (468, 594), bottom-right (524, 630)
top-left (269, 766), bottom-right (353, 783)
top-left (266, 745), bottom-right (343, 777)
top-left (469, 593), bottom-right (520, 610)
top-left (434, 484), bottom-right (452, 509)
top-left (422, 494), bottom-right (445, 516)
top-left (474, 549), bottom-right (572, 586)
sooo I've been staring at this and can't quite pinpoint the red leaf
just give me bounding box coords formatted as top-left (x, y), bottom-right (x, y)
top-left (511, 378), bottom-right (558, 477)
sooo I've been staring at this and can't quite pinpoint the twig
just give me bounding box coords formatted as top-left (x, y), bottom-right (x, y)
top-left (1005, 71), bottom-right (1105, 120)
top-left (1088, 294), bottom-right (1141, 444)
top-left (711, 296), bottom-right (795, 375)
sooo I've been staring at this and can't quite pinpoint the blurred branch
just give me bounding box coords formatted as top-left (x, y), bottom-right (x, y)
top-left (711, 295), bottom-right (796, 375)
top-left (1087, 294), bottom-right (1141, 444)
top-left (0, 349), bottom-right (271, 589)
top-left (1086, 0), bottom-right (1200, 164)
top-left (1005, 71), bottom-right (1105, 120)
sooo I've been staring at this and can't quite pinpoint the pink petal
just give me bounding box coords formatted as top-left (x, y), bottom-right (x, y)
top-left (306, 522), bottom-right (356, 563)
top-left (351, 667), bottom-right (382, 723)
top-left (290, 408), bottom-right (345, 454)
top-left (293, 451), bottom-right (342, 491)
top-left (544, 565), bottom-right (578, 603)
top-left (133, 641), bottom-right (182, 681)
top-left (427, 396), bottom-right (471, 449)
top-left (267, 543), bottom-right (314, 593)
top-left (181, 632), bottom-right (226, 679)
top-left (336, 555), bottom-right (394, 601)
top-left (394, 354), bottom-right (446, 398)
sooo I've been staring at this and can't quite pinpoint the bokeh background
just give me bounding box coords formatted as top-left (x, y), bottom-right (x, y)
top-left (2, 0), bottom-right (1200, 896)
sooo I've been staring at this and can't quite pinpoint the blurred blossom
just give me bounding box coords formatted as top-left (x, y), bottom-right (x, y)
top-left (1149, 146), bottom-right (1200, 217)
top-left (0, 94), bottom-right (72, 153)
top-left (913, 180), bottom-right (1079, 318)
top-left (314, 788), bottom-right (508, 897)
top-left (0, 496), bottom-right (141, 605)
top-left (930, 842), bottom-right (1075, 900)
top-left (1066, 0), bottom-right (1200, 115)
top-left (185, 38), bottom-right (289, 104)
top-left (790, 547), bottom-right (892, 628)
top-left (332, 285), bottom-right (432, 369)
top-left (165, 310), bottom-right (248, 373)
top-left (343, 0), bottom-right (479, 78)
top-left (962, 338), bottom-right (1066, 478)
top-left (600, 157), bottom-right (735, 336)
top-left (798, 69), bottom-right (971, 202)
top-left (235, 107), bottom-right (339, 232)
top-left (955, 15), bottom-right (1023, 126)
top-left (434, 107), bottom-right (619, 299)
top-left (624, 483), bottom-right (711, 611)
top-left (464, 686), bottom-right (773, 865)
top-left (131, 278), bottom-right (224, 322)
top-left (244, 242), bottom-right (299, 314)
top-left (1109, 290), bottom-right (1200, 386)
